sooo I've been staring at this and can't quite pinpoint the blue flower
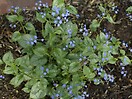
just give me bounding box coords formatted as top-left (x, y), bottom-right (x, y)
top-left (54, 20), bottom-right (58, 24)
top-left (79, 58), bottom-right (82, 61)
top-left (43, 72), bottom-right (47, 75)
top-left (105, 33), bottom-right (109, 39)
top-left (0, 75), bottom-right (5, 79)
top-left (103, 52), bottom-right (106, 57)
top-left (104, 73), bottom-right (108, 81)
top-left (40, 66), bottom-right (44, 71)
top-left (41, 39), bottom-right (44, 42)
top-left (121, 67), bottom-right (125, 70)
top-left (123, 73), bottom-right (126, 77)
top-left (69, 90), bottom-right (73, 95)
top-left (102, 58), bottom-right (105, 62)
top-left (76, 14), bottom-right (80, 18)
top-left (59, 20), bottom-right (62, 24)
top-left (69, 41), bottom-right (75, 47)
top-left (61, 13), bottom-right (65, 17)
top-left (67, 29), bottom-right (72, 37)
top-left (51, 95), bottom-right (55, 99)
top-left (121, 71), bottom-right (124, 74)
top-left (53, 83), bottom-right (57, 87)
top-left (56, 93), bottom-right (59, 97)
top-left (34, 35), bottom-right (37, 39)
top-left (52, 6), bottom-right (60, 15)
top-left (62, 84), bottom-right (66, 88)
top-left (57, 16), bottom-right (61, 20)
top-left (110, 46), bottom-right (113, 49)
top-left (93, 46), bottom-right (96, 50)
top-left (46, 68), bottom-right (49, 72)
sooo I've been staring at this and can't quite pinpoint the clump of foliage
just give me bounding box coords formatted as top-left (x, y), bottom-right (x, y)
top-left (0, 0), bottom-right (131, 99)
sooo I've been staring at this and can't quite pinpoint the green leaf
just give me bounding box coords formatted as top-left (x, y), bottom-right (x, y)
top-left (99, 32), bottom-right (106, 41)
top-left (99, 4), bottom-right (105, 12)
top-left (25, 22), bottom-right (36, 35)
top-left (3, 66), bottom-right (14, 74)
top-left (23, 79), bottom-right (37, 93)
top-left (66, 5), bottom-right (77, 15)
top-left (48, 69), bottom-right (58, 78)
top-left (120, 49), bottom-right (125, 55)
top-left (42, 21), bottom-right (54, 38)
top-left (105, 14), bottom-right (115, 24)
top-left (120, 56), bottom-right (131, 66)
top-left (18, 34), bottom-right (34, 48)
top-left (25, 22), bottom-right (35, 31)
top-left (3, 51), bottom-right (14, 65)
top-left (54, 29), bottom-right (62, 35)
top-left (17, 15), bottom-right (24, 22)
top-left (69, 62), bottom-right (80, 73)
top-left (90, 19), bottom-right (100, 32)
top-left (12, 31), bottom-right (21, 41)
top-left (33, 44), bottom-right (47, 57)
top-left (30, 55), bottom-right (47, 66)
top-left (15, 55), bottom-right (30, 67)
top-left (52, 0), bottom-right (65, 9)
top-left (6, 15), bottom-right (18, 22)
top-left (126, 6), bottom-right (132, 12)
top-left (0, 59), bottom-right (3, 65)
top-left (10, 74), bottom-right (24, 87)
top-left (36, 12), bottom-right (46, 23)
top-left (22, 87), bottom-right (30, 93)
top-left (47, 32), bottom-right (57, 46)
top-left (30, 80), bottom-right (48, 99)
top-left (83, 66), bottom-right (95, 79)
top-left (108, 57), bottom-right (117, 64)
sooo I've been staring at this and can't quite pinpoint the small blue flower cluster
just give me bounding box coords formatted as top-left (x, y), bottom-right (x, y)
top-left (94, 67), bottom-right (114, 83)
top-left (102, 52), bottom-right (109, 62)
top-left (35, 0), bottom-right (48, 10)
top-left (51, 82), bottom-right (86, 99)
top-left (129, 48), bottom-right (132, 52)
top-left (93, 78), bottom-right (100, 84)
top-left (122, 41), bottom-right (128, 48)
top-left (40, 12), bottom-right (46, 18)
top-left (101, 57), bottom-right (108, 62)
top-left (52, 6), bottom-right (70, 26)
top-left (67, 29), bottom-right (72, 37)
top-left (112, 6), bottom-right (119, 14)
top-left (120, 63), bottom-right (127, 77)
top-left (51, 90), bottom-right (62, 99)
top-left (8, 6), bottom-right (20, 13)
top-left (97, 12), bottom-right (105, 19)
top-left (53, 16), bottom-right (63, 27)
top-left (0, 75), bottom-right (5, 79)
top-left (40, 66), bottom-right (49, 76)
top-left (103, 28), bottom-right (110, 39)
top-left (103, 73), bottom-right (114, 82)
top-left (26, 35), bottom-right (37, 45)
top-left (63, 40), bottom-right (76, 50)
top-left (79, 24), bottom-right (88, 36)
top-left (93, 45), bottom-right (97, 50)
top-left (79, 54), bottom-right (86, 62)
top-left (52, 6), bottom-right (61, 16)
top-left (9, 24), bottom-right (17, 29)
top-left (126, 13), bottom-right (132, 21)
top-left (81, 91), bottom-right (89, 98)
top-left (69, 40), bottom-right (76, 47)
top-left (63, 41), bottom-right (76, 50)
top-left (73, 95), bottom-right (85, 99)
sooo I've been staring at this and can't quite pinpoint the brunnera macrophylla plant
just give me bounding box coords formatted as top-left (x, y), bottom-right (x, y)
top-left (0, 0), bottom-right (131, 99)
